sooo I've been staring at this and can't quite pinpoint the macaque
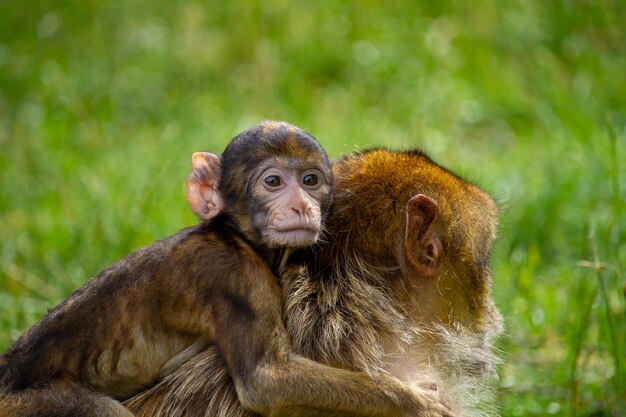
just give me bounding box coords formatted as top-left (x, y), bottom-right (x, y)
top-left (0, 123), bottom-right (450, 417)
top-left (125, 148), bottom-right (503, 417)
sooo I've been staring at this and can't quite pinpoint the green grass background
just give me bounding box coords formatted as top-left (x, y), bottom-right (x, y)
top-left (1, 1), bottom-right (624, 415)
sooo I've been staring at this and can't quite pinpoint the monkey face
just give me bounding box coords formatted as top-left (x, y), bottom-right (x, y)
top-left (187, 121), bottom-right (334, 249)
top-left (249, 160), bottom-right (331, 248)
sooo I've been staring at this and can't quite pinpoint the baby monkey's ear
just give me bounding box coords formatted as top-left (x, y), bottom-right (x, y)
top-left (186, 152), bottom-right (225, 220)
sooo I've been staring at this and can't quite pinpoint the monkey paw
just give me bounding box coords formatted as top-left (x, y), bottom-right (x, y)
top-left (409, 387), bottom-right (457, 417)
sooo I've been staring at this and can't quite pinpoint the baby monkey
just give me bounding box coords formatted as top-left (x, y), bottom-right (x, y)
top-left (0, 121), bottom-right (450, 417)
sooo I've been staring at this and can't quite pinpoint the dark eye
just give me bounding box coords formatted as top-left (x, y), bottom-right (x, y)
top-left (302, 174), bottom-right (319, 187)
top-left (264, 175), bottom-right (282, 187)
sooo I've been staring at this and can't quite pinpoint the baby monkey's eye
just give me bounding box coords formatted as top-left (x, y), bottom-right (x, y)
top-left (302, 174), bottom-right (319, 187)
top-left (264, 175), bottom-right (282, 187)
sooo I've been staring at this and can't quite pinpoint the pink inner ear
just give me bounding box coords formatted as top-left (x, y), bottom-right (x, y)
top-left (404, 194), bottom-right (441, 278)
top-left (420, 239), bottom-right (441, 269)
top-left (187, 152), bottom-right (224, 220)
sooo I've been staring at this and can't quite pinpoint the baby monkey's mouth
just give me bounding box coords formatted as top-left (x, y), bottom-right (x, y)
top-left (273, 221), bottom-right (320, 234)
top-left (275, 226), bottom-right (319, 234)
top-left (265, 224), bottom-right (320, 249)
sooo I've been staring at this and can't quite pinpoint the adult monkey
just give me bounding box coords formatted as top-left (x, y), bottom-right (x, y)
top-left (126, 148), bottom-right (503, 417)
top-left (0, 125), bottom-right (449, 417)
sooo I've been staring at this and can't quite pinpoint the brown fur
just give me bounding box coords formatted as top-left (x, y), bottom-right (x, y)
top-left (125, 148), bottom-right (503, 417)
top-left (0, 131), bottom-right (451, 417)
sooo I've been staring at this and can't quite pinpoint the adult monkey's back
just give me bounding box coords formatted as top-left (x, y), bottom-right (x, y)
top-left (127, 148), bottom-right (503, 417)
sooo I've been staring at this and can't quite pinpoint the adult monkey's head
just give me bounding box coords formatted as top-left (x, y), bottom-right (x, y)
top-left (187, 121), bottom-right (334, 249)
top-left (320, 148), bottom-right (500, 336)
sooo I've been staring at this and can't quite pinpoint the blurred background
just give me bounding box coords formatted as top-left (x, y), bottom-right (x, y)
top-left (1, 1), bottom-right (624, 415)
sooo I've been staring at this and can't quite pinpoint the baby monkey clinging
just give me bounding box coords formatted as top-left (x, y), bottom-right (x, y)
top-left (1, 121), bottom-right (451, 417)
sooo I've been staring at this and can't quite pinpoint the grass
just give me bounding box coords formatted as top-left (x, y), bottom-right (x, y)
top-left (1, 1), bottom-right (625, 415)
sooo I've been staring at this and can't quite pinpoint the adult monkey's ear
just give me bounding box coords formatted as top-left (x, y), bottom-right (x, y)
top-left (186, 152), bottom-right (225, 220)
top-left (403, 194), bottom-right (444, 279)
